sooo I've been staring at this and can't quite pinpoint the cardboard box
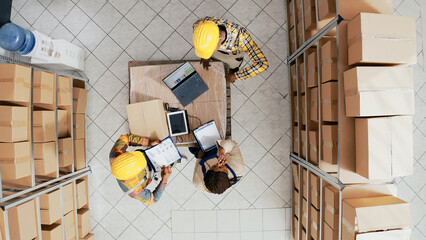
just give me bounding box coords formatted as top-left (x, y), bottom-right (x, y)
top-left (292, 95), bottom-right (298, 123)
top-left (0, 64), bottom-right (31, 103)
top-left (0, 142), bottom-right (31, 179)
top-left (309, 87), bottom-right (318, 121)
top-left (304, 6), bottom-right (316, 30)
top-left (288, 0), bottom-right (295, 29)
top-left (291, 64), bottom-right (297, 92)
top-left (342, 196), bottom-right (412, 240)
top-left (321, 38), bottom-right (337, 83)
top-left (63, 183), bottom-right (74, 214)
top-left (34, 141), bottom-right (57, 175)
top-left (301, 229), bottom-right (307, 240)
top-left (301, 130), bottom-right (306, 159)
top-left (0, 160), bottom-right (31, 179)
top-left (321, 124), bottom-right (338, 164)
top-left (59, 138), bottom-right (73, 167)
top-left (40, 189), bottom-right (61, 225)
top-left (293, 125), bottom-right (299, 154)
top-left (126, 99), bottom-right (169, 141)
top-left (289, 28), bottom-right (296, 54)
top-left (348, 13), bottom-right (416, 65)
top-left (0, 105), bottom-right (28, 142)
top-left (297, 21), bottom-right (303, 47)
top-left (318, 0), bottom-right (393, 21)
top-left (34, 71), bottom-right (55, 105)
top-left (310, 205), bottom-right (320, 240)
top-left (58, 109), bottom-right (70, 138)
top-left (8, 200), bottom-right (37, 240)
top-left (76, 178), bottom-right (88, 209)
top-left (74, 139), bottom-right (86, 170)
top-left (58, 75), bottom-right (72, 106)
top-left (292, 217), bottom-right (298, 240)
top-left (63, 211), bottom-right (76, 240)
top-left (355, 116), bottom-right (413, 180)
top-left (42, 224), bottom-right (62, 240)
top-left (298, 61), bottom-right (305, 94)
top-left (292, 163), bottom-right (299, 190)
top-left (310, 172), bottom-right (320, 209)
top-left (324, 221), bottom-right (339, 240)
top-left (307, 50), bottom-right (318, 88)
top-left (344, 66), bottom-right (414, 117)
top-left (34, 110), bottom-right (56, 142)
top-left (73, 87), bottom-right (88, 113)
top-left (78, 208), bottom-right (90, 238)
top-left (325, 185), bottom-right (339, 229)
top-left (354, 229), bottom-right (411, 240)
top-left (321, 82), bottom-right (338, 122)
top-left (73, 113), bottom-right (85, 139)
top-left (318, 0), bottom-right (336, 20)
top-left (293, 189), bottom-right (300, 218)
top-left (302, 167), bottom-right (307, 199)
top-left (308, 130), bottom-right (319, 165)
top-left (301, 197), bottom-right (308, 229)
top-left (301, 96), bottom-right (306, 126)
top-left (81, 233), bottom-right (95, 240)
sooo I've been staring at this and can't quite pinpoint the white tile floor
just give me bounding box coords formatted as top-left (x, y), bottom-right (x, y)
top-left (8, 0), bottom-right (426, 239)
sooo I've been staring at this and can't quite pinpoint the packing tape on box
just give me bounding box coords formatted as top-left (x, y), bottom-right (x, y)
top-left (342, 217), bottom-right (355, 235)
top-left (34, 84), bottom-right (53, 92)
top-left (326, 203), bottom-right (335, 214)
top-left (0, 156), bottom-right (28, 163)
top-left (0, 120), bottom-right (26, 127)
top-left (348, 34), bottom-right (416, 47)
top-left (0, 78), bottom-right (31, 88)
top-left (344, 88), bottom-right (414, 97)
top-left (313, 222), bottom-right (318, 231)
top-left (323, 140), bottom-right (336, 149)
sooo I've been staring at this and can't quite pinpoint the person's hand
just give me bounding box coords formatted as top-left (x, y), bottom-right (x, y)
top-left (149, 140), bottom-right (161, 146)
top-left (161, 166), bottom-right (172, 183)
top-left (217, 147), bottom-right (227, 166)
top-left (226, 73), bottom-right (237, 83)
top-left (200, 58), bottom-right (211, 70)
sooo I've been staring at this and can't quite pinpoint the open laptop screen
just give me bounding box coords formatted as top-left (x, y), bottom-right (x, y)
top-left (163, 62), bottom-right (196, 89)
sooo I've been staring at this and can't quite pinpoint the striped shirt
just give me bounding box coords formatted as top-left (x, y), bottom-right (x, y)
top-left (193, 16), bottom-right (269, 80)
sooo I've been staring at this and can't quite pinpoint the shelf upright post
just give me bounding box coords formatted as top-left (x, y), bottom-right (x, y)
top-left (3, 210), bottom-right (10, 240)
top-left (31, 68), bottom-right (35, 186)
top-left (36, 197), bottom-right (43, 240)
top-left (318, 178), bottom-right (323, 240)
top-left (70, 77), bottom-right (80, 240)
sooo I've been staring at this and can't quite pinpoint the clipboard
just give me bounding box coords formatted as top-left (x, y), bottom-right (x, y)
top-left (193, 121), bottom-right (221, 152)
top-left (144, 136), bottom-right (182, 167)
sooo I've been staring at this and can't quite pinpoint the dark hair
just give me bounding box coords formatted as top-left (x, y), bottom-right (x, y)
top-left (204, 170), bottom-right (232, 194)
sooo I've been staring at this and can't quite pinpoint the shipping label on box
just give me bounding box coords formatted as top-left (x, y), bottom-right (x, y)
top-left (58, 76), bottom-right (72, 106)
top-left (308, 130), bottom-right (319, 165)
top-left (310, 205), bottom-right (320, 240)
top-left (321, 38), bottom-right (337, 83)
top-left (126, 99), bottom-right (169, 141)
top-left (307, 50), bottom-right (318, 88)
top-left (355, 116), bottom-right (413, 180)
top-left (34, 141), bottom-right (57, 175)
top-left (0, 105), bottom-right (28, 142)
top-left (9, 199), bottom-right (37, 240)
top-left (321, 124), bottom-right (338, 164)
top-left (325, 185), bottom-right (339, 229)
top-left (0, 64), bottom-right (31, 103)
top-left (34, 110), bottom-right (56, 142)
top-left (74, 139), bottom-right (86, 170)
top-left (34, 71), bottom-right (54, 105)
top-left (348, 13), bottom-right (417, 65)
top-left (321, 82), bottom-right (338, 122)
top-left (59, 138), bottom-right (73, 167)
top-left (342, 196), bottom-right (412, 239)
top-left (73, 113), bottom-right (85, 139)
top-left (344, 66), bottom-right (414, 117)
top-left (309, 87), bottom-right (318, 121)
top-left (73, 87), bottom-right (88, 114)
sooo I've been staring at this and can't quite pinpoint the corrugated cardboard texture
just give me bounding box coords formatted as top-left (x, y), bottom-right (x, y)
top-left (288, 0), bottom-right (294, 29)
top-left (344, 66), bottom-right (414, 117)
top-left (342, 183), bottom-right (397, 199)
top-left (302, 168), bottom-right (308, 199)
top-left (59, 138), bottom-right (73, 167)
top-left (129, 61), bottom-right (227, 144)
top-left (34, 141), bottom-right (57, 175)
top-left (0, 64), bottom-right (31, 103)
top-left (0, 105), bottom-right (28, 142)
top-left (343, 196), bottom-right (412, 236)
top-left (34, 71), bottom-right (54, 105)
top-left (8, 200), bottom-right (37, 240)
top-left (304, 6), bottom-right (316, 30)
top-left (348, 13), bottom-right (417, 65)
top-left (301, 198), bottom-right (308, 229)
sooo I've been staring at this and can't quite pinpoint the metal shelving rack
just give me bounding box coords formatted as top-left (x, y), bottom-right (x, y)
top-left (0, 54), bottom-right (92, 240)
top-left (286, 0), bottom-right (346, 240)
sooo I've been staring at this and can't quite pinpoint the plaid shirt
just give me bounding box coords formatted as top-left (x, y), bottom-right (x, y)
top-left (194, 16), bottom-right (269, 80)
top-left (110, 134), bottom-right (155, 205)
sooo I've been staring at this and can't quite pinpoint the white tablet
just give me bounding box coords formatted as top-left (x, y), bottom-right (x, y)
top-left (166, 110), bottom-right (189, 137)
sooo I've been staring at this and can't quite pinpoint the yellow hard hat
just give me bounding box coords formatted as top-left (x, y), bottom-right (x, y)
top-left (193, 21), bottom-right (219, 59)
top-left (111, 151), bottom-right (147, 180)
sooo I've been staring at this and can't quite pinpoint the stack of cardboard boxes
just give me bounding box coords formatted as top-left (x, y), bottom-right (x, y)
top-left (76, 177), bottom-right (93, 240)
top-left (40, 189), bottom-right (62, 239)
top-left (73, 81), bottom-right (88, 170)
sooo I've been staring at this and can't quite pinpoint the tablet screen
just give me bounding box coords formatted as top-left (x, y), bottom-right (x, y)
top-left (167, 111), bottom-right (189, 136)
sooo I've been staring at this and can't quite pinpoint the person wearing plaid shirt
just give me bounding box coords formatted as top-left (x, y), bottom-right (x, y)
top-left (193, 16), bottom-right (269, 83)
top-left (109, 134), bottom-right (171, 205)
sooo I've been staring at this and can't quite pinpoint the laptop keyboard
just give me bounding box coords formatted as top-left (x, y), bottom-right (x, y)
top-left (174, 75), bottom-right (202, 98)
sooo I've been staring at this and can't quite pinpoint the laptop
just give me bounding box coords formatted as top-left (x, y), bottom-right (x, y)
top-left (162, 62), bottom-right (209, 107)
top-left (193, 121), bottom-right (221, 152)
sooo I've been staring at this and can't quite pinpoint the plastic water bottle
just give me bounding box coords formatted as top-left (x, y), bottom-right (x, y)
top-left (0, 23), bottom-right (35, 55)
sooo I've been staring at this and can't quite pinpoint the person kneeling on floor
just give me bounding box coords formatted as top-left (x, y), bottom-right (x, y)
top-left (109, 134), bottom-right (172, 205)
top-left (191, 139), bottom-right (244, 194)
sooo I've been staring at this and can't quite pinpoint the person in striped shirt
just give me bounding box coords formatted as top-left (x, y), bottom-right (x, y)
top-left (193, 16), bottom-right (269, 83)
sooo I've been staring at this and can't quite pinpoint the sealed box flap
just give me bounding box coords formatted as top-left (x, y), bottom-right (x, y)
top-left (322, 82), bottom-right (338, 101)
top-left (345, 196), bottom-right (413, 232)
top-left (0, 64), bottom-right (31, 80)
top-left (342, 184), bottom-right (397, 199)
top-left (0, 142), bottom-right (29, 162)
top-left (126, 99), bottom-right (169, 140)
top-left (321, 38), bottom-right (337, 62)
top-left (344, 67), bottom-right (413, 96)
top-left (358, 13), bottom-right (416, 40)
top-left (9, 200), bottom-right (37, 239)
top-left (356, 229), bottom-right (411, 240)
top-left (325, 186), bottom-right (339, 213)
top-left (40, 189), bottom-right (60, 209)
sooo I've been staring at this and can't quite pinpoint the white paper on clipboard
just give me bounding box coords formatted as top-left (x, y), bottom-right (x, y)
top-left (193, 121), bottom-right (221, 152)
top-left (144, 137), bottom-right (181, 166)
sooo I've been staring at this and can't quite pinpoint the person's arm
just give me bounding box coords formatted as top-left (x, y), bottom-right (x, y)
top-left (109, 134), bottom-right (159, 164)
top-left (137, 167), bottom-right (171, 204)
top-left (217, 139), bottom-right (243, 159)
top-left (234, 29), bottom-right (269, 80)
